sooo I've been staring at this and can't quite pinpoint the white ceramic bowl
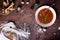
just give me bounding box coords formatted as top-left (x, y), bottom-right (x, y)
top-left (35, 6), bottom-right (56, 27)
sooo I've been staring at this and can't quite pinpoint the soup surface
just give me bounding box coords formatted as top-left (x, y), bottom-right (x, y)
top-left (38, 8), bottom-right (53, 24)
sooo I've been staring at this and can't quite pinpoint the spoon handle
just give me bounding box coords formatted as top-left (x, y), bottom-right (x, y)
top-left (50, 3), bottom-right (55, 7)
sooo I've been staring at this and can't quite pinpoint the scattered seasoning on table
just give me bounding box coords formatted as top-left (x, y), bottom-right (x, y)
top-left (30, 0), bottom-right (40, 10)
top-left (21, 0), bottom-right (25, 4)
top-left (53, 33), bottom-right (56, 35)
top-left (26, 0), bottom-right (29, 4)
top-left (21, 2), bottom-right (24, 4)
top-left (17, 7), bottom-right (21, 11)
top-left (38, 28), bottom-right (44, 33)
top-left (58, 27), bottom-right (60, 30)
top-left (26, 2), bottom-right (29, 4)
top-left (20, 10), bottom-right (24, 13)
top-left (43, 29), bottom-right (46, 32)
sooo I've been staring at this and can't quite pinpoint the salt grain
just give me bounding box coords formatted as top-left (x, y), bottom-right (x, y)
top-left (38, 28), bottom-right (43, 33)
top-left (38, 28), bottom-right (42, 31)
top-left (53, 33), bottom-right (56, 35)
top-left (17, 7), bottom-right (21, 11)
top-left (26, 2), bottom-right (29, 4)
top-left (20, 10), bottom-right (24, 13)
top-left (58, 27), bottom-right (60, 30)
top-left (43, 29), bottom-right (46, 32)
top-left (21, 2), bottom-right (24, 4)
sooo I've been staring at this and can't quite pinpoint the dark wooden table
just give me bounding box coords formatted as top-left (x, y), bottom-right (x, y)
top-left (0, 0), bottom-right (60, 40)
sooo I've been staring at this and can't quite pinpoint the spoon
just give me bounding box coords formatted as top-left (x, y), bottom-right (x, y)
top-left (44, 3), bottom-right (55, 13)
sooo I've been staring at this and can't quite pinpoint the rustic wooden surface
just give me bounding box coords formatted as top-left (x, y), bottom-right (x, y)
top-left (0, 0), bottom-right (60, 40)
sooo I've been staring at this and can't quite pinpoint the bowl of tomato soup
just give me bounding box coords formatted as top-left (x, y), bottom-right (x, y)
top-left (35, 6), bottom-right (56, 27)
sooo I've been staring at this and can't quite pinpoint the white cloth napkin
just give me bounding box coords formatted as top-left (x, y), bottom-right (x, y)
top-left (0, 22), bottom-right (30, 40)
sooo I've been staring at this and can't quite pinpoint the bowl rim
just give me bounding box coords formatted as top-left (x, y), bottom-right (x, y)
top-left (35, 5), bottom-right (56, 27)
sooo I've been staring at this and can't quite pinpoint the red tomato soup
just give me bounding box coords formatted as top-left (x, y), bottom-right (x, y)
top-left (38, 8), bottom-right (53, 24)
